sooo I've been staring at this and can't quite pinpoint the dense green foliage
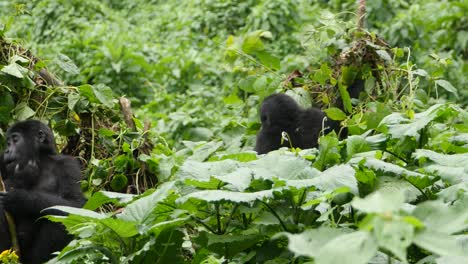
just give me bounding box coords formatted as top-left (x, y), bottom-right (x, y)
top-left (0, 0), bottom-right (467, 263)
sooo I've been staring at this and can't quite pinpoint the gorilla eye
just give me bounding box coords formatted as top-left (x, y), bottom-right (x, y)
top-left (11, 134), bottom-right (19, 143)
top-left (261, 115), bottom-right (267, 122)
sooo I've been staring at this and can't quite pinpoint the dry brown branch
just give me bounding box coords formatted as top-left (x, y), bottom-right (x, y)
top-left (119, 97), bottom-right (135, 130)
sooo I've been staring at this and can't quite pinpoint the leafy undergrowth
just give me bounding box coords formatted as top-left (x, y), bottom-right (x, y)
top-left (49, 102), bottom-right (468, 263)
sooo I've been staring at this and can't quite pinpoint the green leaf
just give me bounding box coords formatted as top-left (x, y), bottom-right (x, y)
top-left (316, 231), bottom-right (378, 264)
top-left (288, 164), bottom-right (358, 195)
top-left (249, 152), bottom-right (319, 180)
top-left (14, 102), bottom-right (35, 120)
top-left (350, 157), bottom-right (425, 179)
top-left (324, 107), bottom-right (347, 121)
top-left (413, 199), bottom-right (468, 234)
top-left (373, 218), bottom-right (414, 261)
top-left (84, 191), bottom-right (134, 210)
top-left (313, 64), bottom-right (332, 86)
top-left (93, 84), bottom-right (115, 108)
top-left (375, 50), bottom-right (392, 62)
top-left (314, 133), bottom-right (341, 170)
top-left (377, 176), bottom-right (420, 203)
top-left (242, 31), bottom-right (265, 54)
top-left (238, 76), bottom-right (256, 93)
top-left (68, 93), bottom-right (81, 110)
top-left (379, 104), bottom-right (452, 140)
top-left (352, 190), bottom-right (405, 213)
top-left (278, 227), bottom-right (343, 258)
top-left (119, 181), bottom-right (176, 222)
top-left (223, 94), bottom-right (242, 105)
top-left (48, 206), bottom-right (107, 219)
top-left (346, 135), bottom-right (371, 159)
top-left (177, 189), bottom-right (274, 204)
top-left (1, 62), bottom-right (26, 78)
top-left (338, 81), bottom-right (352, 113)
top-left (56, 53), bottom-right (80, 75)
top-left (101, 218), bottom-right (138, 238)
top-left (435, 80), bottom-right (458, 97)
top-left (413, 230), bottom-right (466, 257)
top-left (253, 75), bottom-right (268, 92)
top-left (10, 55), bottom-right (29, 64)
top-left (79, 84), bottom-right (99, 103)
top-left (256, 50), bottom-right (280, 70)
top-left (177, 159), bottom-right (240, 183)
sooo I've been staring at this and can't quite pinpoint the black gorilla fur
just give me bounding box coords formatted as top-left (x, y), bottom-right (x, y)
top-left (0, 120), bottom-right (85, 264)
top-left (255, 79), bottom-right (365, 154)
top-left (255, 94), bottom-right (340, 154)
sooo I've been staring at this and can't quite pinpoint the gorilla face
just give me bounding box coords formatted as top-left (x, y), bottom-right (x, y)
top-left (4, 131), bottom-right (28, 165)
top-left (3, 120), bottom-right (56, 166)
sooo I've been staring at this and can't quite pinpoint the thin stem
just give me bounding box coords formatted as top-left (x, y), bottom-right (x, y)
top-left (261, 201), bottom-right (289, 232)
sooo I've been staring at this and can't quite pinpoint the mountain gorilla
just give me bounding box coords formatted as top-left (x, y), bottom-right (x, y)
top-left (0, 120), bottom-right (85, 264)
top-left (255, 94), bottom-right (340, 154)
top-left (255, 80), bottom-right (365, 154)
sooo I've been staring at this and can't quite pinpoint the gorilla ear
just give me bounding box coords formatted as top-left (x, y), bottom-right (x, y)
top-left (38, 130), bottom-right (46, 143)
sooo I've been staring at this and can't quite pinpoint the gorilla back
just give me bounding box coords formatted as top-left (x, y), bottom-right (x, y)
top-left (0, 120), bottom-right (86, 264)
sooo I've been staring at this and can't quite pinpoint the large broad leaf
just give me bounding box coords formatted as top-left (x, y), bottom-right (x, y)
top-left (413, 149), bottom-right (468, 166)
top-left (280, 228), bottom-right (377, 264)
top-left (346, 135), bottom-right (372, 160)
top-left (314, 134), bottom-right (341, 170)
top-left (324, 107), bottom-right (347, 121)
top-left (47, 206), bottom-right (107, 219)
top-left (286, 164), bottom-right (358, 195)
top-left (185, 141), bottom-right (223, 162)
top-left (256, 50), bottom-right (280, 70)
top-left (376, 176), bottom-right (420, 203)
top-left (349, 157), bottom-right (425, 178)
top-left (379, 104), bottom-right (452, 140)
top-left (315, 231), bottom-right (378, 264)
top-left (84, 191), bottom-right (134, 210)
top-left (177, 159), bottom-right (240, 182)
top-left (373, 218), bottom-right (414, 261)
top-left (438, 183), bottom-right (468, 203)
top-left (413, 230), bottom-right (466, 257)
top-left (119, 181), bottom-right (176, 222)
top-left (413, 149), bottom-right (468, 184)
top-left (352, 190), bottom-right (405, 213)
top-left (248, 152), bottom-right (320, 180)
top-left (435, 80), bottom-right (458, 97)
top-left (93, 84), bottom-right (115, 108)
top-left (278, 227), bottom-right (343, 258)
top-left (14, 102), bottom-right (35, 120)
top-left (412, 199), bottom-right (468, 234)
top-left (241, 30), bottom-right (266, 54)
top-left (214, 167), bottom-right (253, 191)
top-left (1, 62), bottom-right (28, 78)
top-left (100, 218), bottom-right (138, 238)
top-left (55, 53), bottom-right (80, 75)
top-left (177, 189), bottom-right (274, 204)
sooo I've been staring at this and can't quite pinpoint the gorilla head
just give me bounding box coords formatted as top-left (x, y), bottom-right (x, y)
top-left (4, 120), bottom-right (56, 164)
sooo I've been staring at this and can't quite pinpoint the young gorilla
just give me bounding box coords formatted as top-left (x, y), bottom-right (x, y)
top-left (255, 94), bottom-right (340, 154)
top-left (0, 120), bottom-right (86, 264)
